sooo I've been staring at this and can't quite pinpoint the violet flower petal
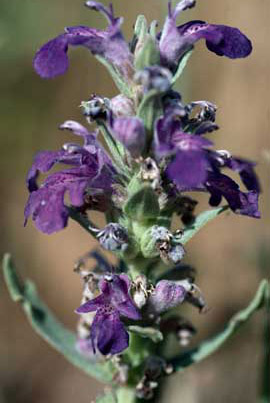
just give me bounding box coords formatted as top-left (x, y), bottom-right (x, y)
top-left (33, 35), bottom-right (70, 79)
top-left (95, 311), bottom-right (129, 355)
top-left (112, 117), bottom-right (146, 157)
top-left (76, 294), bottom-right (107, 313)
top-left (100, 275), bottom-right (140, 320)
top-left (226, 157), bottom-right (260, 192)
top-left (159, 0), bottom-right (252, 68)
top-left (206, 173), bottom-right (260, 218)
top-left (24, 186), bottom-right (68, 234)
top-left (166, 150), bottom-right (210, 188)
top-left (34, 3), bottom-right (132, 79)
top-left (26, 150), bottom-right (66, 192)
top-left (177, 21), bottom-right (252, 60)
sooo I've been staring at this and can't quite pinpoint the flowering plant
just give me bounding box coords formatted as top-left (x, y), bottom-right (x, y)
top-left (3, 1), bottom-right (269, 402)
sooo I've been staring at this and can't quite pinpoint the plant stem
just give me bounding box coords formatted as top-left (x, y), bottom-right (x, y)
top-left (116, 387), bottom-right (137, 403)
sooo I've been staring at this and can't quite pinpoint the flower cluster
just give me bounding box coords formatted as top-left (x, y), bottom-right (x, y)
top-left (25, 0), bottom-right (260, 397)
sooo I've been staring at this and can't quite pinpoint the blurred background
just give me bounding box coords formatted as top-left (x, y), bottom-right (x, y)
top-left (1, 0), bottom-right (269, 402)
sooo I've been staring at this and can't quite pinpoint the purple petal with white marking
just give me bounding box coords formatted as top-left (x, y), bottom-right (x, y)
top-left (159, 1), bottom-right (252, 68)
top-left (24, 186), bottom-right (68, 234)
top-left (178, 21), bottom-right (252, 59)
top-left (34, 3), bottom-right (133, 79)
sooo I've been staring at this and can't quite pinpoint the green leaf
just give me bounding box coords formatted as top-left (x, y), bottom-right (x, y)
top-left (134, 14), bottom-right (148, 44)
top-left (171, 50), bottom-right (193, 85)
top-left (137, 89), bottom-right (163, 138)
top-left (135, 35), bottom-right (160, 71)
top-left (96, 391), bottom-right (117, 403)
top-left (171, 279), bottom-right (270, 372)
top-left (134, 15), bottom-right (148, 39)
top-left (124, 185), bottom-right (160, 222)
top-left (175, 206), bottom-right (229, 245)
top-left (128, 325), bottom-right (163, 343)
top-left (149, 20), bottom-right (158, 38)
top-left (116, 388), bottom-right (136, 403)
top-left (260, 279), bottom-right (270, 403)
top-left (2, 254), bottom-right (114, 384)
top-left (95, 55), bottom-right (132, 98)
top-left (98, 122), bottom-right (130, 178)
top-left (96, 388), bottom-right (136, 403)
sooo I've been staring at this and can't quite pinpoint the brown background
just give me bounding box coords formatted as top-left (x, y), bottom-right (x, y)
top-left (1, 0), bottom-right (269, 402)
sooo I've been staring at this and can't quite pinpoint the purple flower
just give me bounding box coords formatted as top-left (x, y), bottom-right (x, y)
top-left (155, 107), bottom-right (213, 188)
top-left (165, 132), bottom-right (213, 188)
top-left (76, 274), bottom-right (140, 355)
top-left (153, 101), bottom-right (260, 218)
top-left (33, 1), bottom-right (133, 79)
top-left (159, 0), bottom-right (252, 69)
top-left (24, 120), bottom-right (114, 234)
top-left (215, 152), bottom-right (260, 193)
top-left (148, 280), bottom-right (192, 314)
top-left (110, 94), bottom-right (135, 118)
top-left (206, 173), bottom-right (260, 218)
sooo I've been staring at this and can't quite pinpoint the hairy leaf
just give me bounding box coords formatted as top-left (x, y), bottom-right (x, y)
top-left (124, 185), bottom-right (160, 222)
top-left (171, 50), bottom-right (193, 85)
top-left (128, 325), bottom-right (163, 343)
top-left (171, 279), bottom-right (270, 372)
top-left (260, 279), bottom-right (270, 403)
top-left (137, 89), bottom-right (163, 138)
top-left (96, 391), bottom-right (117, 403)
top-left (135, 35), bottom-right (160, 71)
top-left (176, 206), bottom-right (229, 245)
top-left (2, 254), bottom-right (114, 384)
top-left (134, 15), bottom-right (148, 43)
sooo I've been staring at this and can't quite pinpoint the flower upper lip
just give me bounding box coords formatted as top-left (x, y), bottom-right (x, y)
top-left (33, 0), bottom-right (252, 80)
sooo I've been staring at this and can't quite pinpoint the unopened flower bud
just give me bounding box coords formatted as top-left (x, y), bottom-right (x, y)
top-left (97, 223), bottom-right (129, 252)
top-left (110, 94), bottom-right (135, 117)
top-left (147, 279), bottom-right (192, 314)
top-left (112, 117), bottom-right (145, 158)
